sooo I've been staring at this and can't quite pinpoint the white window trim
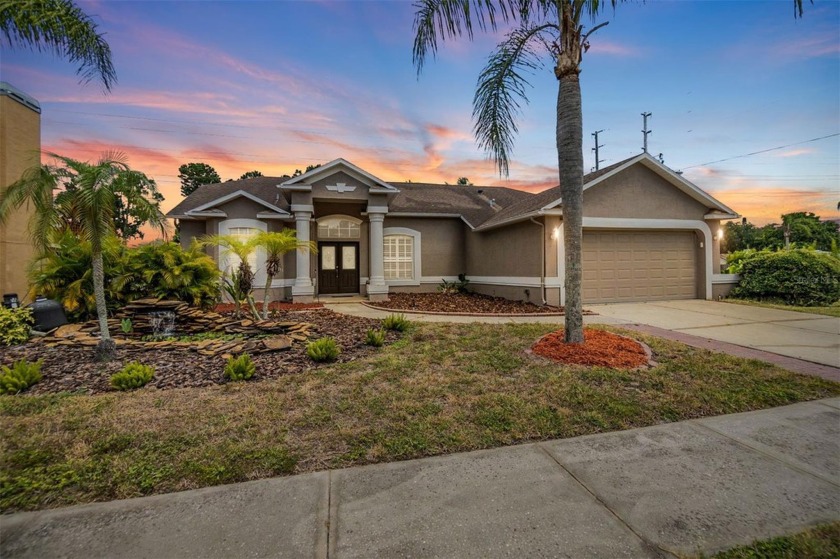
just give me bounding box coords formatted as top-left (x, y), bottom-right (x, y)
top-left (316, 214), bottom-right (362, 239)
top-left (383, 227), bottom-right (421, 286)
top-left (218, 218), bottom-right (268, 286)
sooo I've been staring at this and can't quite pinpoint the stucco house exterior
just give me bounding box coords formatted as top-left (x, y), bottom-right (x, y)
top-left (167, 153), bottom-right (739, 305)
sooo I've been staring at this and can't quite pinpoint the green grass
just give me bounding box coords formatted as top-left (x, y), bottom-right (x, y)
top-left (698, 522), bottom-right (840, 559)
top-left (1, 323), bottom-right (838, 512)
top-left (724, 298), bottom-right (840, 318)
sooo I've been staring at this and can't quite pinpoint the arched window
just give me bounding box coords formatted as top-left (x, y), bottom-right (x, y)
top-left (218, 219), bottom-right (266, 285)
top-left (383, 227), bottom-right (421, 285)
top-left (317, 215), bottom-right (361, 239)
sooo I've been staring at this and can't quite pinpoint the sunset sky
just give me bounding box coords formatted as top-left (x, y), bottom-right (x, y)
top-left (1, 0), bottom-right (838, 226)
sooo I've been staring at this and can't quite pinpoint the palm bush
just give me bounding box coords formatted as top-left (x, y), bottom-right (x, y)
top-left (114, 241), bottom-right (220, 308)
top-left (0, 359), bottom-right (43, 395)
top-left (110, 362), bottom-right (155, 390)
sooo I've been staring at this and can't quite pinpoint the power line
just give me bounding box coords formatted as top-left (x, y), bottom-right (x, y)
top-left (682, 133), bottom-right (840, 170)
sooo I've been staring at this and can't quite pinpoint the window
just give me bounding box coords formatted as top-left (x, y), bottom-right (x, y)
top-left (317, 216), bottom-right (360, 239)
top-left (218, 219), bottom-right (267, 285)
top-left (384, 235), bottom-right (414, 280)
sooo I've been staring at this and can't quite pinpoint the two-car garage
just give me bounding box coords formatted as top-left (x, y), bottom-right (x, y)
top-left (581, 230), bottom-right (698, 304)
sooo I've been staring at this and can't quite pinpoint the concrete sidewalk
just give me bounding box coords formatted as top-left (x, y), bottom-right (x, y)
top-left (3, 399), bottom-right (838, 558)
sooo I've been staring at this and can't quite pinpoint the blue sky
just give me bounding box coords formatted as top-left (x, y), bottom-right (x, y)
top-left (1, 0), bottom-right (838, 224)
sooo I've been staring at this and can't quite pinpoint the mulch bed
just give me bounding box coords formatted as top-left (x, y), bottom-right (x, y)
top-left (213, 301), bottom-right (323, 313)
top-left (2, 308), bottom-right (394, 396)
top-left (531, 328), bottom-right (650, 369)
top-left (369, 292), bottom-right (566, 315)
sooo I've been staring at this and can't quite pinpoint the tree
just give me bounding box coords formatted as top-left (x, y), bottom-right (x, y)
top-left (0, 152), bottom-right (166, 360)
top-left (251, 230), bottom-right (316, 319)
top-left (178, 162), bottom-right (221, 197)
top-left (413, 0), bottom-right (810, 344)
top-left (198, 233), bottom-right (258, 319)
top-left (0, 0), bottom-right (117, 91)
top-left (456, 177), bottom-right (472, 186)
top-left (239, 170), bottom-right (263, 180)
top-left (291, 164), bottom-right (322, 177)
top-left (57, 172), bottom-right (164, 241)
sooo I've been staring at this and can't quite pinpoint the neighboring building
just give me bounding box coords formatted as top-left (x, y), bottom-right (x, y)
top-left (0, 83), bottom-right (41, 302)
top-left (167, 153), bottom-right (740, 305)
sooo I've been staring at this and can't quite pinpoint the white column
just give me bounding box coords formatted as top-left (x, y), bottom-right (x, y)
top-left (292, 209), bottom-right (314, 301)
top-left (367, 212), bottom-right (389, 299)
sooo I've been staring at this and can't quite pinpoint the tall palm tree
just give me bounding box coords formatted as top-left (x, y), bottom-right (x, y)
top-left (413, 0), bottom-right (810, 344)
top-left (0, 0), bottom-right (116, 91)
top-left (251, 230), bottom-right (316, 319)
top-left (0, 152), bottom-right (165, 360)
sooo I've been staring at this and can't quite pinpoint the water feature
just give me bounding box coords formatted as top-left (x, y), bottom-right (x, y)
top-left (148, 311), bottom-right (176, 338)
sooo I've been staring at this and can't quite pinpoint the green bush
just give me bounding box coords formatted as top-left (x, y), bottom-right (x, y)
top-left (365, 328), bottom-right (386, 347)
top-left (110, 362), bottom-right (155, 391)
top-left (224, 353), bottom-right (256, 381)
top-left (29, 234), bottom-right (221, 321)
top-left (731, 249), bottom-right (840, 306)
top-left (725, 248), bottom-right (771, 274)
top-left (0, 307), bottom-right (33, 346)
top-left (382, 313), bottom-right (410, 332)
top-left (307, 337), bottom-right (340, 362)
top-left (0, 359), bottom-right (43, 394)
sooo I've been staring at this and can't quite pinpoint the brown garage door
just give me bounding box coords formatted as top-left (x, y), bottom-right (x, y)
top-left (582, 230), bottom-right (697, 303)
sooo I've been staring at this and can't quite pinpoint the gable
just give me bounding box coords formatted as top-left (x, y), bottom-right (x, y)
top-left (584, 164), bottom-right (712, 220)
top-left (311, 171), bottom-right (371, 202)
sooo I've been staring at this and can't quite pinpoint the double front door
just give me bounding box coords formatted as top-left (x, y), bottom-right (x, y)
top-left (318, 242), bottom-right (359, 294)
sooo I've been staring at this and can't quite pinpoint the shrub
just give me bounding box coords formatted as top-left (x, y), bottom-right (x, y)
top-left (365, 328), bottom-right (386, 347)
top-left (382, 313), bottom-right (410, 332)
top-left (0, 307), bottom-right (33, 346)
top-left (725, 248), bottom-right (771, 274)
top-left (307, 337), bottom-right (340, 362)
top-left (110, 362), bottom-right (155, 390)
top-left (731, 249), bottom-right (840, 306)
top-left (29, 234), bottom-right (221, 321)
top-left (224, 353), bottom-right (256, 381)
top-left (120, 318), bottom-right (133, 334)
top-left (438, 273), bottom-right (470, 294)
top-left (0, 359), bottom-right (43, 394)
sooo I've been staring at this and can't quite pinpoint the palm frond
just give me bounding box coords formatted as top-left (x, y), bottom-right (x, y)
top-left (413, 0), bottom-right (519, 74)
top-left (473, 23), bottom-right (554, 175)
top-left (0, 0), bottom-right (117, 91)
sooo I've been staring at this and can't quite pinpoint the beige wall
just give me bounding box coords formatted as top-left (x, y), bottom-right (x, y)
top-left (384, 217), bottom-right (465, 278)
top-left (0, 90), bottom-right (40, 301)
top-left (584, 165), bottom-right (710, 220)
top-left (466, 220), bottom-right (541, 277)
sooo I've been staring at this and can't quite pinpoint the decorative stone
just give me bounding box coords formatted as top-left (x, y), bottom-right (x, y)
top-left (262, 336), bottom-right (292, 351)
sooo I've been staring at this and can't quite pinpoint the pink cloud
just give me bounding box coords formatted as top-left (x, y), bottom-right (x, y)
top-left (587, 40), bottom-right (643, 57)
top-left (774, 148), bottom-right (816, 158)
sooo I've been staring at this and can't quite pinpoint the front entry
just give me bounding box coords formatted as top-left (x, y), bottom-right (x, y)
top-left (318, 242), bottom-right (359, 294)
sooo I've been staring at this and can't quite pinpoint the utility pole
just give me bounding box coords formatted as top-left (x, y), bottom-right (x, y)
top-left (591, 129), bottom-right (605, 171)
top-left (641, 112), bottom-right (652, 153)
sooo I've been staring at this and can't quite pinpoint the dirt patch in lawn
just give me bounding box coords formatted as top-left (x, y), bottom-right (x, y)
top-left (368, 292), bottom-right (571, 315)
top-left (1, 308), bottom-right (396, 395)
top-left (531, 328), bottom-right (650, 369)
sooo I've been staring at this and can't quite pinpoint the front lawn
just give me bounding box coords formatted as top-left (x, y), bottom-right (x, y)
top-left (702, 522), bottom-right (840, 559)
top-left (2, 323), bottom-right (838, 512)
top-left (724, 298), bottom-right (840, 318)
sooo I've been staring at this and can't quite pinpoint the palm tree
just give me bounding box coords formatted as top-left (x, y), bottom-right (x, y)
top-left (251, 230), bottom-right (317, 319)
top-left (0, 152), bottom-right (165, 360)
top-left (198, 233), bottom-right (259, 319)
top-left (1, 0), bottom-right (117, 91)
top-left (413, 0), bottom-right (809, 344)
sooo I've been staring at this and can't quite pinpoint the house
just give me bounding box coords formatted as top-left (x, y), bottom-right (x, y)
top-left (0, 82), bottom-right (41, 302)
top-left (167, 153), bottom-right (740, 305)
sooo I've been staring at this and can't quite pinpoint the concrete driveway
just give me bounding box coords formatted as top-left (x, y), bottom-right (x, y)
top-left (589, 300), bottom-right (840, 367)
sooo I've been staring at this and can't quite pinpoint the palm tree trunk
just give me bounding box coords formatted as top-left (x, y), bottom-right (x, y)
top-left (262, 273), bottom-right (274, 320)
top-left (557, 73), bottom-right (584, 344)
top-left (91, 248), bottom-right (115, 361)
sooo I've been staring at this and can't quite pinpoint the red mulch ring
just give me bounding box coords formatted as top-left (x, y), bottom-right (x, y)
top-left (213, 301), bottom-right (323, 313)
top-left (531, 328), bottom-right (649, 369)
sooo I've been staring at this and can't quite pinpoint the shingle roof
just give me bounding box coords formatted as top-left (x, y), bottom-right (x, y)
top-left (166, 155), bottom-right (639, 228)
top-left (387, 183), bottom-right (529, 227)
top-left (167, 176), bottom-right (290, 216)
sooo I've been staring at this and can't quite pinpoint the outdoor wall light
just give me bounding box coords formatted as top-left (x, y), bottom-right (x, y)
top-left (551, 227), bottom-right (560, 240)
top-left (716, 229), bottom-right (724, 241)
